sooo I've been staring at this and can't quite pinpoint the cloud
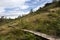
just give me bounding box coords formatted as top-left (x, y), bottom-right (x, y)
top-left (0, 0), bottom-right (30, 9)
top-left (0, 9), bottom-right (29, 19)
top-left (0, 0), bottom-right (30, 18)
top-left (19, 5), bottom-right (29, 9)
top-left (36, 0), bottom-right (41, 2)
top-left (33, 0), bottom-right (53, 11)
top-left (33, 5), bottom-right (44, 11)
top-left (0, 8), bottom-right (4, 12)
top-left (0, 0), bottom-right (53, 19)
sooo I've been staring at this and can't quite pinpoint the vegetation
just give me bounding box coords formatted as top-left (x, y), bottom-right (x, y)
top-left (0, 0), bottom-right (60, 40)
top-left (16, 1), bottom-right (60, 37)
top-left (0, 29), bottom-right (46, 40)
top-left (0, 16), bottom-right (14, 26)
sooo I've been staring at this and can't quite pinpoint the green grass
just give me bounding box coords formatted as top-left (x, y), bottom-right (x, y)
top-left (0, 29), bottom-right (47, 40)
top-left (0, 1), bottom-right (60, 40)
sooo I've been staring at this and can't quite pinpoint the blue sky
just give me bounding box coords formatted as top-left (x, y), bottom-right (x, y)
top-left (0, 0), bottom-right (53, 18)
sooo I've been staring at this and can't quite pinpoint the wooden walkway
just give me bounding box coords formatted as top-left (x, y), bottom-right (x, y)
top-left (22, 29), bottom-right (60, 40)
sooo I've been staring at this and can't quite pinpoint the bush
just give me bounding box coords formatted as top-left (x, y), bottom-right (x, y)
top-left (48, 13), bottom-right (59, 17)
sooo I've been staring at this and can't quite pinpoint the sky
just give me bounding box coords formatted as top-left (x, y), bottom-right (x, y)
top-left (0, 0), bottom-right (53, 19)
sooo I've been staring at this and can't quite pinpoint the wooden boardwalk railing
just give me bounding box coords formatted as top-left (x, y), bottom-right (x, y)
top-left (22, 29), bottom-right (60, 40)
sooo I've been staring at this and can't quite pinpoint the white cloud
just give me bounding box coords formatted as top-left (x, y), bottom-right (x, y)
top-left (32, 0), bottom-right (41, 4)
top-left (0, 8), bottom-right (4, 12)
top-left (0, 10), bottom-right (29, 19)
top-left (0, 0), bottom-right (30, 18)
top-left (6, 16), bottom-right (18, 19)
top-left (0, 0), bottom-right (30, 10)
top-left (33, 5), bottom-right (44, 11)
top-left (0, 0), bottom-right (52, 18)
top-left (20, 5), bottom-right (29, 9)
top-left (36, 0), bottom-right (41, 2)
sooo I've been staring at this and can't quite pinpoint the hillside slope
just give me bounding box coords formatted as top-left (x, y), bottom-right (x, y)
top-left (15, 1), bottom-right (60, 37)
top-left (0, 1), bottom-right (60, 40)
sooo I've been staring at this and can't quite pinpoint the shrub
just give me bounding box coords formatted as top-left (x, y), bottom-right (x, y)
top-left (48, 13), bottom-right (58, 17)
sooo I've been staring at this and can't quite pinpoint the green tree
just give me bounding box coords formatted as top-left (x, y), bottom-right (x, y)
top-left (1, 16), bottom-right (4, 19)
top-left (53, 0), bottom-right (60, 2)
top-left (29, 9), bottom-right (33, 14)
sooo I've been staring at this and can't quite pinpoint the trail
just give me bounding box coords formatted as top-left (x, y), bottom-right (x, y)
top-left (22, 29), bottom-right (60, 40)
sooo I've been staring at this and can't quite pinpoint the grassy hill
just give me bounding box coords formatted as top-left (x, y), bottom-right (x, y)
top-left (0, 1), bottom-right (60, 40)
top-left (14, 1), bottom-right (60, 37)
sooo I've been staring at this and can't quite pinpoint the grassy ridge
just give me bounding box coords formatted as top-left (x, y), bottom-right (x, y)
top-left (0, 1), bottom-right (60, 40)
top-left (15, 1), bottom-right (60, 37)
